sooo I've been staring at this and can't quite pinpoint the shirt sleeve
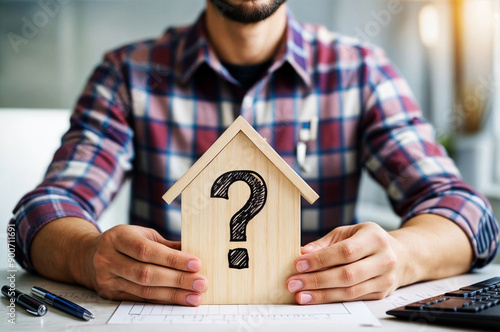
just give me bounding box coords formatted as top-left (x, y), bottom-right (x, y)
top-left (9, 51), bottom-right (134, 271)
top-left (359, 46), bottom-right (499, 269)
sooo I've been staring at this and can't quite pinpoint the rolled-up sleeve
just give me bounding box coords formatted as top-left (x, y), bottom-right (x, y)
top-left (9, 51), bottom-right (134, 271)
top-left (360, 46), bottom-right (499, 269)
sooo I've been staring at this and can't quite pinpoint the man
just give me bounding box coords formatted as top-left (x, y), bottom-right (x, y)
top-left (10, 0), bottom-right (499, 307)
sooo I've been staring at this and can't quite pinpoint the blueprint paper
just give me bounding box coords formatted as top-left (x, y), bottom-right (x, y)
top-left (108, 300), bottom-right (381, 329)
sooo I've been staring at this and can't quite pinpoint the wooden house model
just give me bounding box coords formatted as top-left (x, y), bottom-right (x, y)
top-left (163, 116), bottom-right (319, 304)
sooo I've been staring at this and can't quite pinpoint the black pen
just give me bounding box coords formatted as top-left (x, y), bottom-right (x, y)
top-left (2, 285), bottom-right (47, 316)
top-left (31, 286), bottom-right (94, 321)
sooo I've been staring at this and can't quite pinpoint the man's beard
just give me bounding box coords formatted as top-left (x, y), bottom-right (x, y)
top-left (210, 0), bottom-right (286, 23)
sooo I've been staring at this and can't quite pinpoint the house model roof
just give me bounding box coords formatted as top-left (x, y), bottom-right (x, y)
top-left (163, 116), bottom-right (319, 205)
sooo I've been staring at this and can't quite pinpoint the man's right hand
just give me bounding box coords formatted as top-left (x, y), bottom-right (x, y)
top-left (30, 218), bottom-right (207, 306)
top-left (89, 224), bottom-right (207, 306)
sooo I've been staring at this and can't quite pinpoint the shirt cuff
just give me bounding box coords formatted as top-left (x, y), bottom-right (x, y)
top-left (11, 187), bottom-right (100, 271)
top-left (402, 192), bottom-right (500, 269)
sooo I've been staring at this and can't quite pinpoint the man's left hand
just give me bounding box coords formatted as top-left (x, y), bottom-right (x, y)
top-left (286, 222), bottom-right (403, 304)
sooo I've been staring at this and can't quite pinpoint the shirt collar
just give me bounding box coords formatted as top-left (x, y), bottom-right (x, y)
top-left (175, 9), bottom-right (312, 87)
top-left (274, 8), bottom-right (312, 87)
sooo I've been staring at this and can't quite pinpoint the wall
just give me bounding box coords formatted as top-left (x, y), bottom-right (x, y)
top-left (0, 0), bottom-right (446, 114)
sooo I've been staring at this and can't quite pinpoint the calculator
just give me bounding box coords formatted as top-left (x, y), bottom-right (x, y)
top-left (386, 277), bottom-right (500, 329)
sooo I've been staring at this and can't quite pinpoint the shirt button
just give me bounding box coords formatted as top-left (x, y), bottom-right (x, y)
top-left (242, 96), bottom-right (253, 109)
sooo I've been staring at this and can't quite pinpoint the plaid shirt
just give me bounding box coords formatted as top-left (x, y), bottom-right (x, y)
top-left (11, 11), bottom-right (499, 271)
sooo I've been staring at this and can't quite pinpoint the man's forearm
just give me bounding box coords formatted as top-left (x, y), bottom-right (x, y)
top-left (30, 217), bottom-right (100, 289)
top-left (389, 214), bottom-right (473, 288)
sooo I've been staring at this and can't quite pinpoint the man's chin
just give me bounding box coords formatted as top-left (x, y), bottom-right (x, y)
top-left (209, 0), bottom-right (286, 24)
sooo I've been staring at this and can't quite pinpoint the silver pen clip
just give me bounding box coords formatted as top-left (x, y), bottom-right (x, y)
top-left (297, 116), bottom-right (318, 173)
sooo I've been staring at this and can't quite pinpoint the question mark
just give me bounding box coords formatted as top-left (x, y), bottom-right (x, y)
top-left (211, 170), bottom-right (268, 269)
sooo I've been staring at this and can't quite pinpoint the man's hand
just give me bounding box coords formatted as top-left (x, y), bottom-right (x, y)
top-left (88, 225), bottom-right (208, 306)
top-left (286, 215), bottom-right (473, 305)
top-left (286, 222), bottom-right (402, 304)
top-left (31, 218), bottom-right (208, 306)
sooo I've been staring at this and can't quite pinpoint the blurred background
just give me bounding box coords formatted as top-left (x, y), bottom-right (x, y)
top-left (1, 0), bottom-right (499, 263)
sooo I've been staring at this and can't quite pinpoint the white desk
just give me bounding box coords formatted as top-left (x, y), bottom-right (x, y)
top-left (1, 265), bottom-right (499, 331)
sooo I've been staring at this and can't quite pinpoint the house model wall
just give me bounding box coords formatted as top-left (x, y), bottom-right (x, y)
top-left (163, 116), bottom-right (319, 304)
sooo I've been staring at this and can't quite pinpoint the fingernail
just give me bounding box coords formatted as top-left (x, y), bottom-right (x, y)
top-left (296, 260), bottom-right (310, 272)
top-left (185, 294), bottom-right (201, 306)
top-left (288, 279), bottom-right (303, 293)
top-left (298, 293), bottom-right (313, 304)
top-left (192, 279), bottom-right (207, 292)
top-left (187, 260), bottom-right (201, 272)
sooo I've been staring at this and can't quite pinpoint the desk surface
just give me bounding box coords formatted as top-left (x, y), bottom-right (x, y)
top-left (1, 265), bottom-right (499, 331)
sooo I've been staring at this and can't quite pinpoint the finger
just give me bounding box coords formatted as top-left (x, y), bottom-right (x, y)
top-left (294, 275), bottom-right (397, 305)
top-left (142, 229), bottom-right (181, 250)
top-left (300, 244), bottom-right (317, 255)
top-left (100, 277), bottom-right (203, 306)
top-left (303, 229), bottom-right (339, 252)
top-left (114, 231), bottom-right (201, 272)
top-left (301, 239), bottom-right (329, 254)
top-left (295, 226), bottom-right (389, 272)
top-left (295, 238), bottom-right (372, 273)
top-left (288, 255), bottom-right (387, 292)
top-left (166, 241), bottom-right (181, 250)
top-left (109, 252), bottom-right (208, 291)
top-left (300, 224), bottom-right (354, 254)
top-left (151, 236), bottom-right (181, 250)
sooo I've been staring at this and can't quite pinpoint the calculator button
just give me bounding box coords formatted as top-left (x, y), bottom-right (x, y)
top-left (457, 303), bottom-right (486, 312)
top-left (477, 301), bottom-right (494, 308)
top-left (424, 298), bottom-right (473, 312)
top-left (489, 299), bottom-right (499, 305)
top-left (470, 295), bottom-right (491, 301)
top-left (445, 290), bottom-right (476, 297)
top-left (470, 277), bottom-right (500, 288)
top-left (405, 303), bottom-right (426, 310)
top-left (415, 296), bottom-right (447, 305)
top-left (459, 286), bottom-right (485, 292)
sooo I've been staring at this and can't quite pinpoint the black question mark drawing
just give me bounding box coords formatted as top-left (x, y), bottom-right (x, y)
top-left (211, 170), bottom-right (268, 269)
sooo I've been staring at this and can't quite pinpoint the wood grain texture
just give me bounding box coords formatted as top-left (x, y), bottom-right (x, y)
top-left (181, 132), bottom-right (300, 304)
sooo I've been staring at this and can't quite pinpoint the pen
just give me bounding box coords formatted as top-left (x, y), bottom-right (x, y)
top-left (31, 286), bottom-right (94, 321)
top-left (2, 285), bottom-right (47, 316)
